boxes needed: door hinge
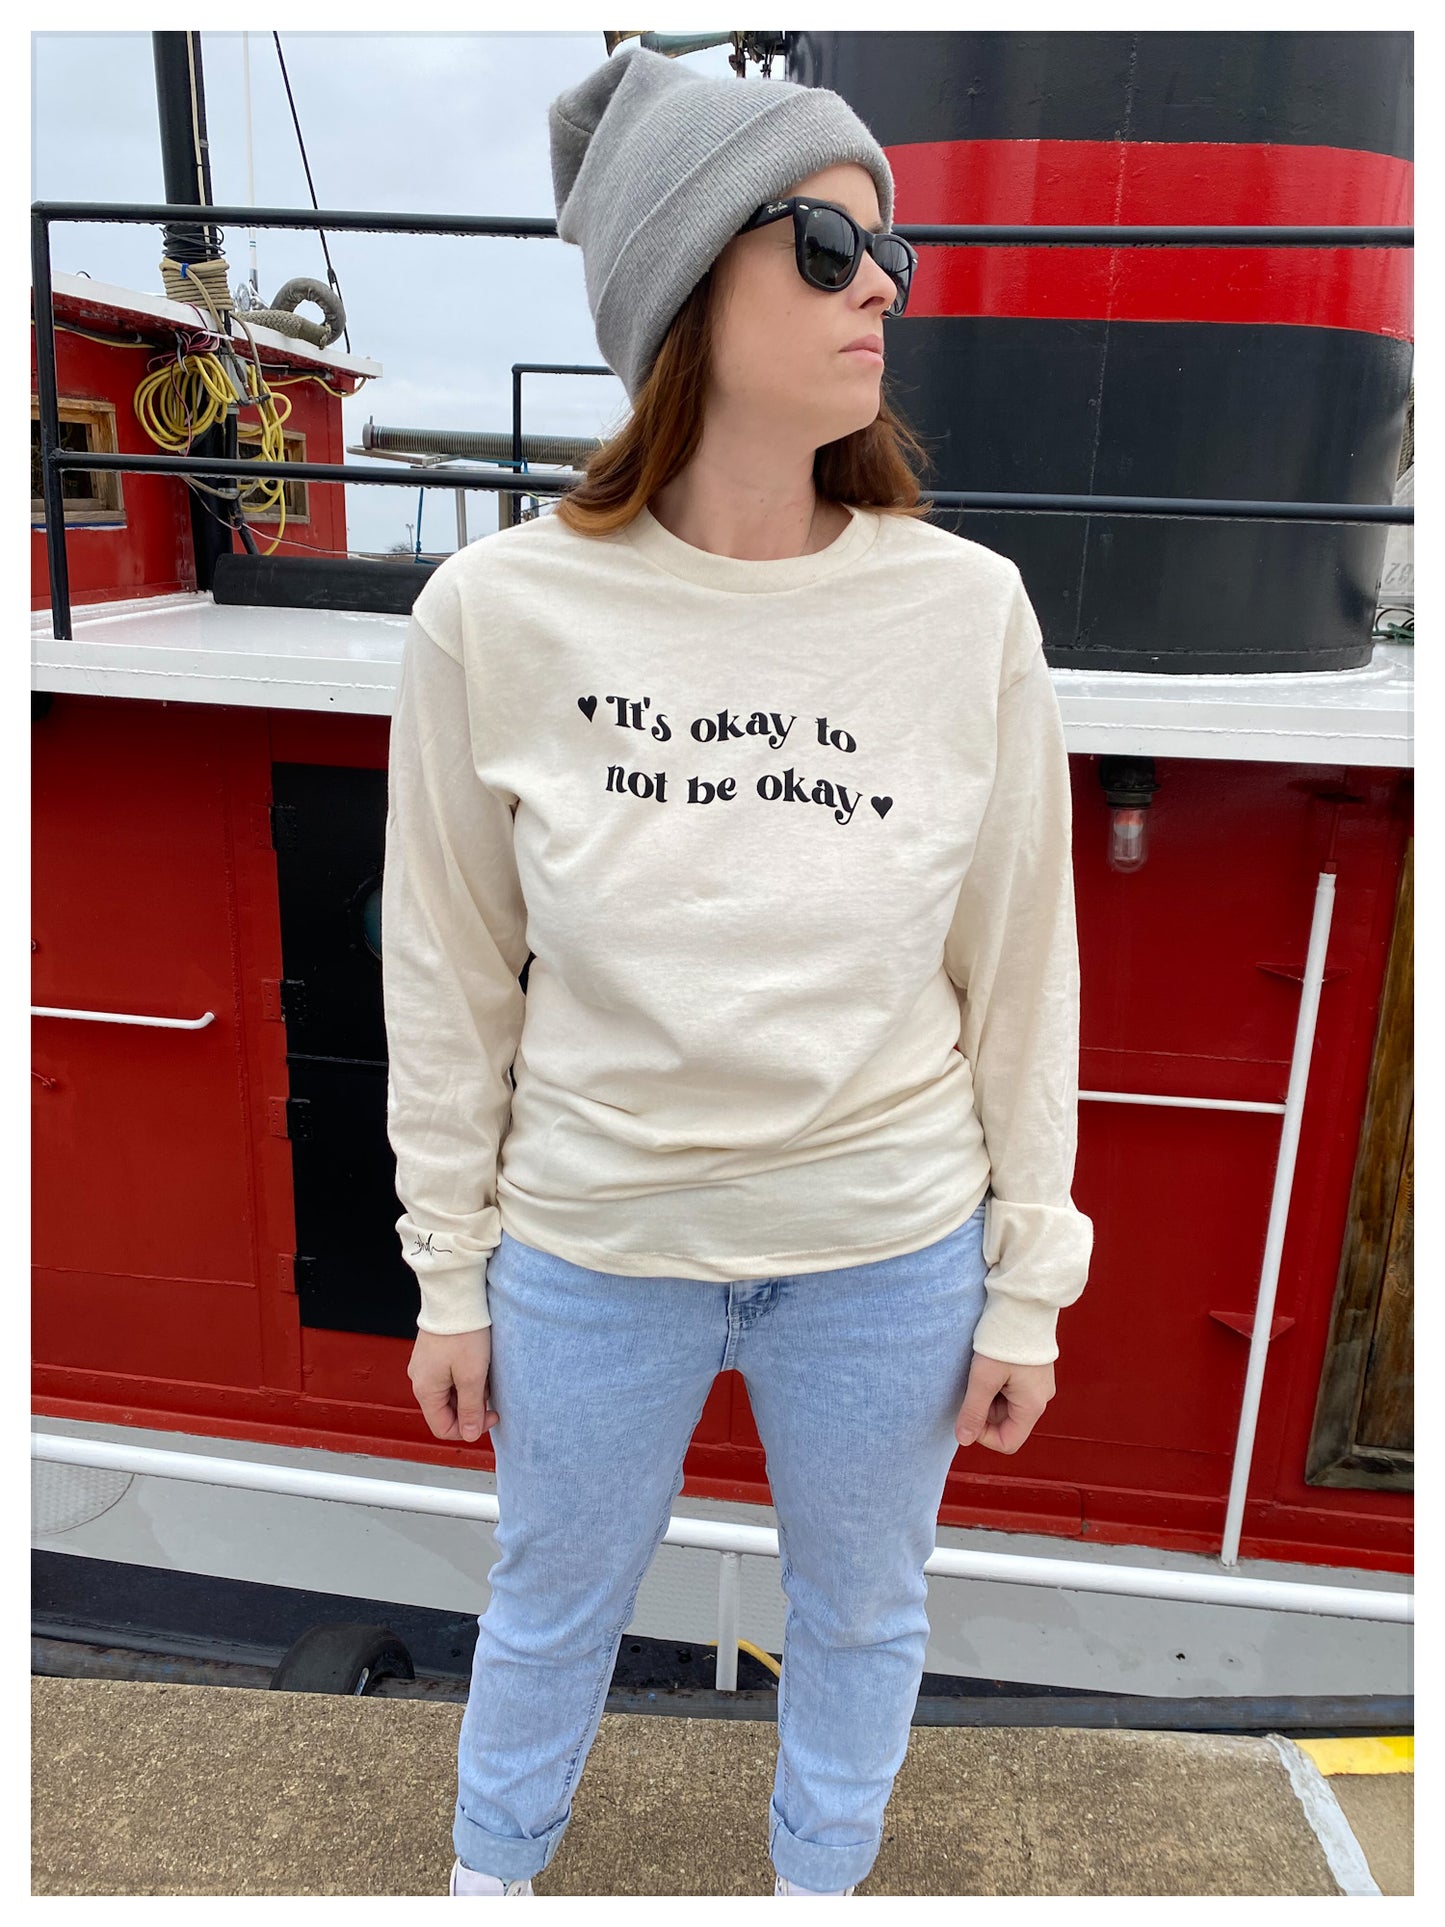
[261,978,307,1024]
[266,1095,312,1140]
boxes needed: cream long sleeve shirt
[381,499,1093,1364]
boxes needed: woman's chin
[821,394,884,443]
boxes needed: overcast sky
[31,30,740,556]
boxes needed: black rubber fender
[261,274,346,345]
[268,1621,416,1696]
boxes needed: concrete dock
[30,1677,1411,1896]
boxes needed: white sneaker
[775,1874,857,1896]
[449,1856,535,1896]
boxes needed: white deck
[32,590,1413,766]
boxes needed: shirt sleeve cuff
[970,1194,1095,1365]
[970,1292,1063,1366]
[415,1265,493,1336]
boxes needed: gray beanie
[548,43,896,399]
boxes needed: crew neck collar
[620,499,880,593]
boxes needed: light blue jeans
[453,1194,990,1893]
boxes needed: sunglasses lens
[874,235,914,314]
[793,206,916,314]
[800,206,859,289]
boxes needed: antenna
[240,30,260,305]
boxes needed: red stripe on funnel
[889,140,1412,338]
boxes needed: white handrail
[1077,869,1337,1565]
[30,1432,1411,1629]
[1082,1091,1286,1113]
[1220,869,1335,1565]
[31,1005,216,1029]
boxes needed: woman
[381,43,1094,1900]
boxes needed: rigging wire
[272,32,351,355]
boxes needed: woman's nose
[860,251,897,306]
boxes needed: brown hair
[553,263,939,538]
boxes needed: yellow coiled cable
[133,347,294,556]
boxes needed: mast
[152,30,238,590]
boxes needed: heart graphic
[577,695,597,721]
[871,795,893,819]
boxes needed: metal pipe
[151,34,235,598]
[25,194,1412,639]
[30,1433,1411,1624]
[504,361,615,526]
[31,1006,216,1029]
[715,1551,742,1692]
[54,450,580,492]
[1082,1091,1286,1112]
[39,451,1414,525]
[363,421,603,466]
[151,35,221,267]
[30,210,72,644]
[1221,870,1337,1565]
[31,202,1414,246]
[639,33,737,56]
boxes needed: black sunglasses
[737,196,918,316]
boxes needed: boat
[33,26,1411,1755]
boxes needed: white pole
[1220,869,1337,1566]
[715,1550,742,1691]
[241,31,260,300]
[31,1431,1409,1624]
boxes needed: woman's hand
[955,1352,1056,1454]
[408,1327,500,1443]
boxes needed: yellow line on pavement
[1296,1736,1413,1775]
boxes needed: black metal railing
[31,199,1414,642]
